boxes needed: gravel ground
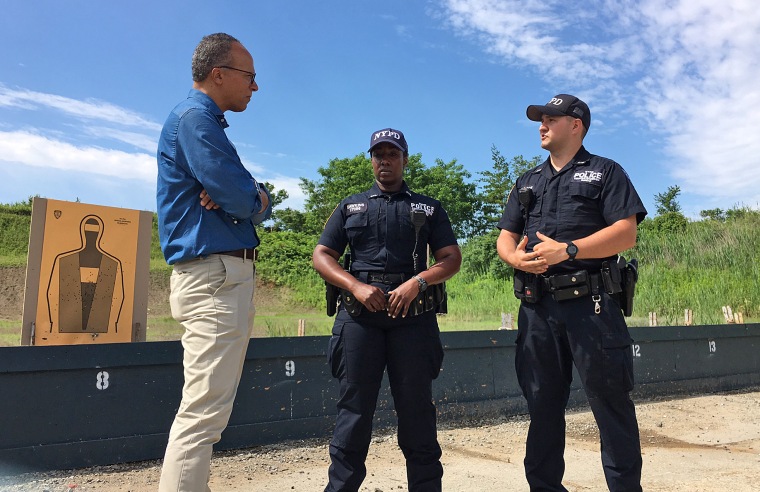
[2,389,759,491]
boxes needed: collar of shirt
[368,181,413,200]
[536,145,593,179]
[187,89,229,129]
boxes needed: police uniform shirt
[497,146,647,275]
[319,182,458,273]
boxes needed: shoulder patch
[323,203,341,229]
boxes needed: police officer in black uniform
[313,128,461,492]
[497,95,647,491]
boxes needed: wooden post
[722,306,734,324]
[684,309,693,326]
[297,319,305,336]
[648,312,657,326]
[499,312,514,330]
[735,312,744,324]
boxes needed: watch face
[416,275,427,291]
[567,243,578,256]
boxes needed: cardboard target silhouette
[21,198,152,345]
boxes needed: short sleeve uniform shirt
[319,182,458,273]
[498,146,647,275]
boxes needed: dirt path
[2,390,759,491]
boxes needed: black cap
[368,128,408,153]
[526,94,591,131]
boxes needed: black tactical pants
[516,292,642,492]
[325,308,444,492]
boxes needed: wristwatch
[566,242,578,261]
[413,274,428,292]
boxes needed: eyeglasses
[371,150,402,161]
[216,66,256,84]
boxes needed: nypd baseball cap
[368,128,408,153]
[526,94,591,131]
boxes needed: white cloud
[0,85,309,214]
[82,126,158,153]
[0,130,155,182]
[239,158,267,177]
[0,129,306,210]
[0,84,161,131]
[635,0,760,199]
[440,1,633,81]
[260,174,306,210]
[439,0,760,204]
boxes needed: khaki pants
[159,254,255,492]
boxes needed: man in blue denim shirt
[156,33,271,492]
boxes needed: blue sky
[1,0,759,220]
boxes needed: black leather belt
[218,248,256,260]
[365,272,409,284]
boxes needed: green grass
[630,215,760,323]
[0,314,514,346]
[254,313,516,338]
[0,320,21,346]
[257,314,334,337]
[147,313,512,341]
[0,256,27,268]
[1,201,758,346]
[144,316,185,341]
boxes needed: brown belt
[218,248,256,260]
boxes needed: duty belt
[342,272,447,317]
[540,271,605,300]
[516,269,620,303]
[514,258,635,316]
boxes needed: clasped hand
[353,280,419,318]
[513,232,568,274]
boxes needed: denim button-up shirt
[157,89,272,264]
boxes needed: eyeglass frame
[215,65,256,84]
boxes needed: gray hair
[191,33,240,82]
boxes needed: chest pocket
[567,181,603,218]
[522,180,546,221]
[344,211,368,245]
[568,181,601,200]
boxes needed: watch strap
[566,242,578,261]
[413,274,428,292]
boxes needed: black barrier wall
[1,324,758,473]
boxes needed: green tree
[652,185,688,234]
[0,196,36,216]
[459,229,513,280]
[279,153,477,239]
[262,181,288,209]
[256,230,319,286]
[474,147,540,236]
[725,206,760,222]
[456,148,541,279]
[271,207,309,232]
[403,156,476,239]
[699,208,725,221]
[298,153,375,235]
[264,182,304,231]
[654,185,682,215]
